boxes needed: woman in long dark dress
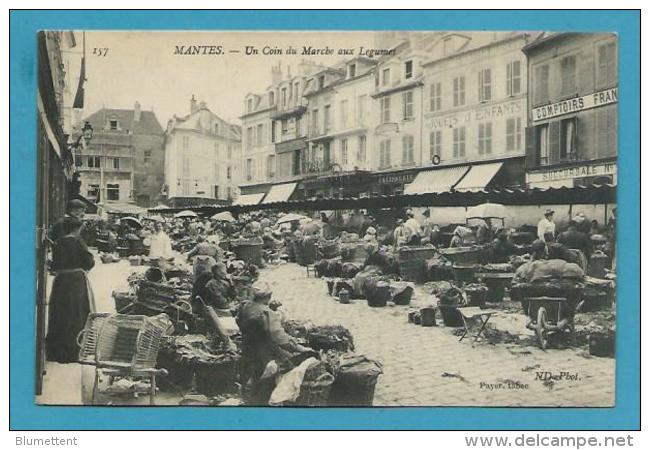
[46,217,96,363]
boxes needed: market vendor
[49,199,87,243]
[491,229,523,263]
[393,219,409,250]
[186,235,220,260]
[191,262,235,313]
[557,220,591,258]
[537,209,556,242]
[236,282,313,405]
[148,222,173,260]
[404,209,422,245]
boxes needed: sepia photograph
[35,29,618,408]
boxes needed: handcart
[510,281,584,349]
[77,313,171,405]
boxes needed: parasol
[146,215,164,222]
[121,216,143,229]
[276,213,310,224]
[174,210,198,219]
[466,203,508,220]
[150,204,170,211]
[211,211,236,222]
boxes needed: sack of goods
[514,259,585,284]
[282,320,355,353]
[315,258,342,278]
[328,354,383,407]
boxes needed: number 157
[92,48,109,57]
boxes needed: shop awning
[103,203,147,215]
[233,193,265,206]
[404,166,469,195]
[262,182,297,204]
[454,162,504,192]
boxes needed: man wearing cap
[49,199,87,243]
[537,209,556,242]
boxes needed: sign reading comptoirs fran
[532,87,618,122]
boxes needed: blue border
[10,10,640,430]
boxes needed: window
[246,158,253,180]
[214,185,220,199]
[256,124,264,146]
[227,146,232,159]
[227,166,232,180]
[560,55,577,96]
[382,68,390,86]
[318,75,325,89]
[113,157,120,170]
[246,127,253,150]
[357,95,367,124]
[269,91,275,106]
[506,60,521,96]
[87,156,100,168]
[213,162,220,180]
[214,142,220,159]
[478,123,492,155]
[294,82,300,103]
[430,82,442,112]
[401,135,414,165]
[560,118,577,160]
[106,183,120,201]
[144,149,151,163]
[311,109,320,134]
[402,90,414,120]
[182,180,190,196]
[182,155,190,176]
[182,135,190,150]
[357,135,366,164]
[109,119,118,130]
[281,87,287,107]
[429,131,442,160]
[596,107,617,158]
[536,124,550,165]
[453,127,466,158]
[214,123,219,135]
[534,64,550,105]
[87,184,99,199]
[226,187,232,200]
[478,68,492,102]
[267,155,275,178]
[405,60,413,79]
[379,139,391,168]
[597,41,617,87]
[348,64,356,78]
[271,121,276,143]
[380,97,391,123]
[453,76,465,107]
[324,105,332,132]
[340,139,348,164]
[247,98,253,113]
[75,154,83,167]
[340,100,349,127]
[506,118,522,151]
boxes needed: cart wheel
[536,307,549,350]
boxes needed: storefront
[526,158,617,189]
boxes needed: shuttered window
[478,68,491,102]
[429,131,442,160]
[560,55,577,96]
[597,41,617,88]
[506,60,521,96]
[453,76,465,107]
[478,123,493,155]
[453,127,466,158]
[534,65,550,105]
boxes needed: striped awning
[233,193,265,206]
[454,162,504,192]
[262,183,297,204]
[404,166,469,195]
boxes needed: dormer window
[348,64,356,78]
[247,98,253,113]
[318,75,325,89]
[382,68,390,87]
[109,119,118,130]
[269,91,275,106]
[405,60,413,79]
[443,37,454,56]
[214,123,219,135]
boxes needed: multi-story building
[78,102,165,208]
[523,33,618,188]
[164,97,242,207]
[377,32,534,196]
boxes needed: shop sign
[527,161,616,184]
[377,172,416,185]
[426,100,524,130]
[532,87,618,122]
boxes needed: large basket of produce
[307,325,355,352]
[294,372,335,407]
[390,281,414,306]
[317,240,341,259]
[365,278,392,307]
[157,335,241,395]
[438,246,486,265]
[397,246,438,282]
[510,281,584,321]
[328,354,383,406]
[437,286,466,327]
[231,238,263,266]
[463,283,488,307]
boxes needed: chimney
[134,101,141,122]
[271,63,283,85]
[190,95,198,114]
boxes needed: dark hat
[68,199,86,211]
[544,208,555,216]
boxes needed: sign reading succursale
[532,87,617,122]
[527,161,617,184]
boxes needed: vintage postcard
[35,29,617,408]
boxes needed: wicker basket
[232,242,263,266]
[397,246,438,282]
[328,355,382,406]
[439,246,486,265]
[78,313,112,364]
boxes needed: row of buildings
[73,31,617,210]
[238,31,618,205]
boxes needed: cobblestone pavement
[38,257,615,407]
[259,263,615,407]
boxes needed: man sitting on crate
[236,282,314,405]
